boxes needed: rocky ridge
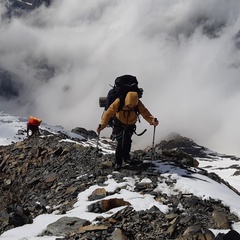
[0,130,240,239]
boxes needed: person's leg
[123,126,134,163]
[113,122,125,169]
[115,129,124,167]
[36,126,40,136]
[32,125,37,137]
[27,123,30,137]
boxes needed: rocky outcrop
[0,133,240,239]
[71,127,98,139]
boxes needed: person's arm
[96,98,120,133]
[138,101,159,126]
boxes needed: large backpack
[99,75,143,127]
[28,116,42,126]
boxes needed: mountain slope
[0,112,240,239]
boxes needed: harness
[115,107,147,137]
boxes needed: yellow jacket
[100,92,154,129]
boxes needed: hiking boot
[114,163,122,171]
[124,159,132,164]
[125,158,143,166]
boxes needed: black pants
[114,120,135,165]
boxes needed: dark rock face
[3,0,52,19]
[71,127,98,139]
[0,69,22,99]
[8,0,51,11]
[0,133,239,239]
[0,62,55,102]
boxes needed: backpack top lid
[114,75,142,99]
[114,75,138,88]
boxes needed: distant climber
[27,116,42,137]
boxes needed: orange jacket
[100,92,154,129]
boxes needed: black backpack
[99,75,143,127]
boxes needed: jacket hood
[125,92,139,107]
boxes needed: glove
[96,124,102,134]
[152,118,159,126]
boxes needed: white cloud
[1,0,240,155]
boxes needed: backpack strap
[117,94,127,112]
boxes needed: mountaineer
[27,116,42,137]
[97,91,158,170]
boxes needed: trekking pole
[151,118,157,169]
[96,124,101,153]
[93,125,102,169]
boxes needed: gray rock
[46,217,90,236]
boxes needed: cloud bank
[1,0,240,155]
